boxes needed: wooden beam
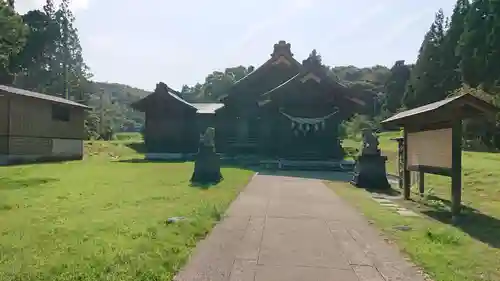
[419,171,425,197]
[403,129,411,200]
[451,120,463,221]
[407,165,452,177]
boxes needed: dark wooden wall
[143,103,198,154]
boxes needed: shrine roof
[259,56,369,107]
[381,93,499,127]
[218,40,302,101]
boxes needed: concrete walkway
[175,173,428,281]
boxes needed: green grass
[330,132,500,281]
[0,141,254,281]
[113,132,143,142]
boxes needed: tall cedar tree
[55,0,91,99]
[484,0,500,90]
[404,9,446,108]
[459,0,490,88]
[441,0,470,95]
[383,60,410,113]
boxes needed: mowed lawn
[334,132,500,281]
[0,141,254,281]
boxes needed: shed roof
[192,103,224,114]
[131,82,197,112]
[381,93,499,127]
[0,84,90,109]
[131,82,225,114]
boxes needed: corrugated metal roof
[192,103,224,114]
[0,84,90,109]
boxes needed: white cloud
[15,0,90,14]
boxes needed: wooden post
[398,139,404,189]
[1,95,11,156]
[403,129,411,200]
[451,120,463,221]
[419,171,425,197]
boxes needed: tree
[458,0,490,88]
[308,49,322,64]
[404,9,446,108]
[383,60,410,113]
[50,0,91,100]
[11,9,59,91]
[484,0,500,90]
[179,66,254,102]
[43,0,56,16]
[440,0,470,94]
[0,1,27,84]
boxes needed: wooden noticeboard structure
[381,94,498,219]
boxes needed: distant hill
[88,82,151,132]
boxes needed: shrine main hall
[132,41,372,161]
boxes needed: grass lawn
[0,141,254,281]
[333,132,500,281]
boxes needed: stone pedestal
[351,154,391,190]
[190,145,223,184]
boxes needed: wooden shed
[131,82,224,160]
[0,85,90,165]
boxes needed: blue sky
[17,0,456,91]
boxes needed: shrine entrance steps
[260,159,355,172]
[219,154,355,172]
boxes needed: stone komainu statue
[351,128,390,190]
[361,128,380,155]
[201,127,215,148]
[191,127,223,184]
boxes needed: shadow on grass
[0,178,59,190]
[189,182,220,189]
[420,195,500,249]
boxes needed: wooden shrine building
[131,83,223,158]
[132,41,371,160]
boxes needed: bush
[341,114,378,141]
